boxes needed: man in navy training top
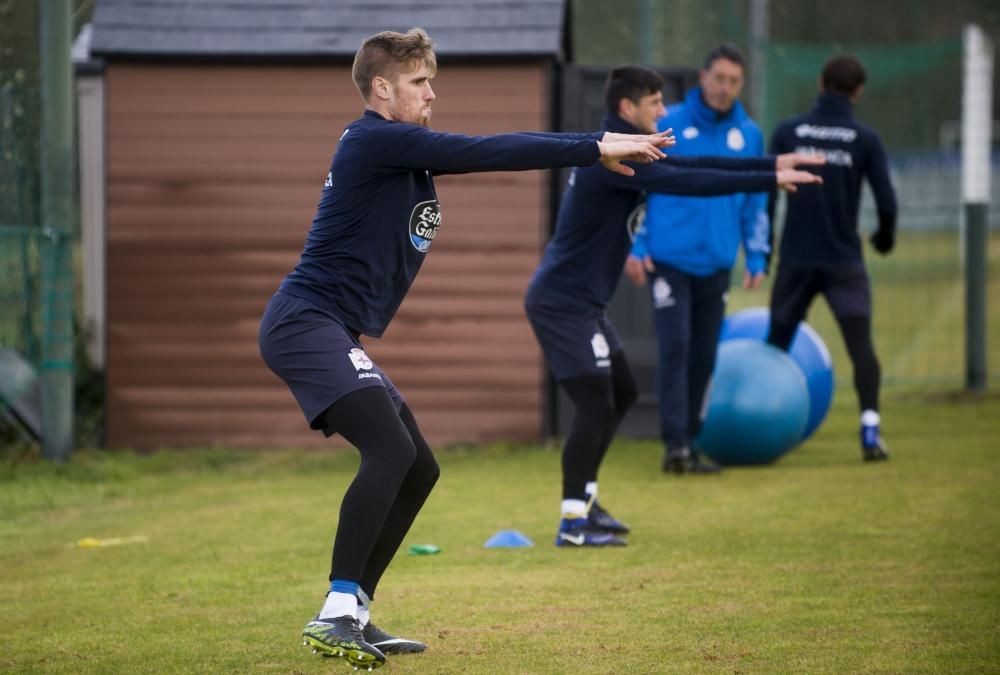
[524,64,824,548]
[625,44,769,476]
[766,55,897,462]
[258,28,674,670]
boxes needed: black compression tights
[770,314,880,413]
[836,314,881,412]
[559,351,639,502]
[320,387,440,600]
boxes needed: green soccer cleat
[302,616,386,670]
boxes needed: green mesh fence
[2,2,80,455]
[754,38,998,388]
[759,39,964,150]
[1,2,44,368]
[0,227,43,365]
[572,1,997,389]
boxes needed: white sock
[561,499,587,519]
[861,410,880,427]
[357,603,370,627]
[584,482,598,500]
[319,591,358,621]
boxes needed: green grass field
[2,390,999,673]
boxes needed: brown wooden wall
[105,62,551,449]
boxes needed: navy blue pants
[648,263,730,449]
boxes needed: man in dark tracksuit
[767,55,897,462]
[258,29,671,669]
[525,65,824,548]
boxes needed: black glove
[870,227,894,255]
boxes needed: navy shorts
[258,292,403,435]
[525,301,623,381]
[770,263,872,326]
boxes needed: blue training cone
[484,530,534,548]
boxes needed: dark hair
[821,55,866,96]
[604,65,664,115]
[703,43,745,70]
[352,28,437,100]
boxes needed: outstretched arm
[598,156,822,196]
[381,124,665,175]
[664,151,826,173]
[516,130,675,149]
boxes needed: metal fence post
[39,0,75,460]
[961,25,993,392]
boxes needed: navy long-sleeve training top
[277,110,603,337]
[525,113,777,311]
[769,92,897,266]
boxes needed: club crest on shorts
[348,347,373,371]
[591,332,611,367]
[409,200,442,252]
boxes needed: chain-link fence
[1,2,44,368]
[573,0,999,389]
[1,1,92,451]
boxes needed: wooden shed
[87,0,569,449]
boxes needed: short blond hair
[352,28,438,101]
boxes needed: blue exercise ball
[696,339,809,466]
[720,307,834,442]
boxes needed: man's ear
[372,76,392,101]
[618,97,635,120]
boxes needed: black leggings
[319,387,440,600]
[559,351,639,502]
[769,314,880,412]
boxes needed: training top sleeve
[373,124,600,174]
[864,131,898,222]
[516,131,605,142]
[598,158,775,196]
[663,154,775,172]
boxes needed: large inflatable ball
[696,339,809,466]
[719,307,834,442]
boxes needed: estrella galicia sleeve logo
[626,201,646,242]
[408,200,442,253]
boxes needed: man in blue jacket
[625,45,768,475]
[526,64,823,549]
[766,55,897,462]
[259,28,672,670]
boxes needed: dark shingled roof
[89,0,567,59]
